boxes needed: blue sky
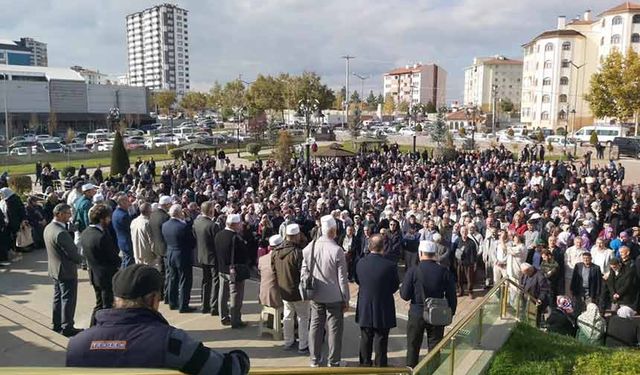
[0,0,624,103]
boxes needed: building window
[543,78,551,86]
[544,60,552,69]
[560,77,569,85]
[632,33,640,43]
[634,14,640,24]
[558,110,567,120]
[611,34,621,44]
[602,18,606,27]
[612,16,623,25]
[541,111,549,120]
[562,59,570,68]
[542,95,550,103]
[559,94,568,103]
[545,43,553,51]
[562,42,571,50]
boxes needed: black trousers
[158,255,168,302]
[201,265,219,313]
[52,278,78,332]
[359,327,390,367]
[167,251,193,311]
[404,251,419,269]
[406,313,445,368]
[90,283,114,327]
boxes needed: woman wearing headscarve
[546,295,577,337]
[576,302,605,345]
[604,305,640,348]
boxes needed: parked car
[399,128,416,136]
[546,135,576,148]
[613,137,640,159]
[40,141,65,153]
[140,123,162,132]
[96,141,114,152]
[67,143,90,152]
[94,128,110,134]
[144,136,174,149]
[10,146,34,156]
[86,132,109,147]
[124,128,145,137]
[35,134,53,142]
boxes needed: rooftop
[523,29,584,46]
[479,56,523,65]
[0,65,84,81]
[599,1,640,16]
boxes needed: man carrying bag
[400,240,457,368]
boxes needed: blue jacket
[112,207,133,254]
[400,259,457,318]
[162,218,195,256]
[66,308,249,374]
[355,253,399,329]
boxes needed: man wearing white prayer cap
[149,195,173,304]
[301,214,350,367]
[214,212,249,328]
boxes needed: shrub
[62,166,76,178]
[110,130,130,176]
[458,127,466,137]
[590,130,599,145]
[547,141,554,152]
[9,175,32,196]
[507,128,515,137]
[415,123,423,132]
[556,127,566,136]
[246,142,261,156]
[536,131,545,143]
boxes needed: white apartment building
[463,55,522,113]
[70,65,108,85]
[126,3,190,95]
[383,63,447,108]
[520,3,640,130]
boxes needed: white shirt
[130,215,155,264]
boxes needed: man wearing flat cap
[66,265,250,374]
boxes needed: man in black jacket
[600,257,638,312]
[519,263,550,327]
[149,196,171,302]
[570,252,602,310]
[401,241,457,367]
[80,204,121,326]
[456,227,478,298]
[214,214,250,328]
[384,220,402,263]
[193,201,220,315]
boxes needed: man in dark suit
[193,201,220,315]
[401,240,457,367]
[570,252,602,310]
[149,196,171,302]
[80,204,121,326]
[112,194,134,268]
[355,234,399,367]
[44,203,83,337]
[214,214,250,328]
[162,204,196,313]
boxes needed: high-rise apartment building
[0,37,47,66]
[126,3,190,95]
[463,55,522,113]
[383,63,447,108]
[520,3,640,130]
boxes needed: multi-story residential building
[383,63,447,108]
[126,3,190,95]
[520,3,640,130]
[17,37,48,66]
[463,55,522,113]
[70,66,109,85]
[0,37,47,66]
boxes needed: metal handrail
[412,277,539,373]
[250,367,412,374]
[0,367,412,375]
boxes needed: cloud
[0,0,615,102]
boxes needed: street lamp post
[465,106,478,150]
[568,61,585,157]
[2,73,9,143]
[571,109,577,156]
[233,106,246,158]
[298,98,320,179]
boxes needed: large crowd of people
[1,141,640,373]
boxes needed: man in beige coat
[258,235,283,309]
[131,203,156,266]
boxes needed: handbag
[16,221,34,249]
[298,240,317,301]
[416,266,453,326]
[229,235,251,283]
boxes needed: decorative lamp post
[233,106,246,157]
[298,98,320,179]
[465,107,478,150]
[108,107,120,132]
[571,109,577,155]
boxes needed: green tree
[425,101,437,113]
[397,100,410,114]
[431,110,449,145]
[376,93,384,106]
[350,90,360,104]
[500,98,514,114]
[245,74,285,114]
[274,130,293,169]
[208,81,224,110]
[589,130,599,145]
[221,79,247,114]
[556,127,566,136]
[366,91,377,111]
[349,106,361,139]
[152,91,177,115]
[246,142,261,156]
[180,92,208,116]
[110,131,130,176]
[289,72,335,110]
[383,94,396,115]
[458,127,466,137]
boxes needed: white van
[573,125,624,145]
[173,127,196,139]
[85,132,109,147]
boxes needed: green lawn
[488,323,640,375]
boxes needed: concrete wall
[86,85,147,114]
[49,80,88,113]
[0,81,50,113]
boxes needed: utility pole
[491,84,498,136]
[342,55,355,129]
[353,73,369,104]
